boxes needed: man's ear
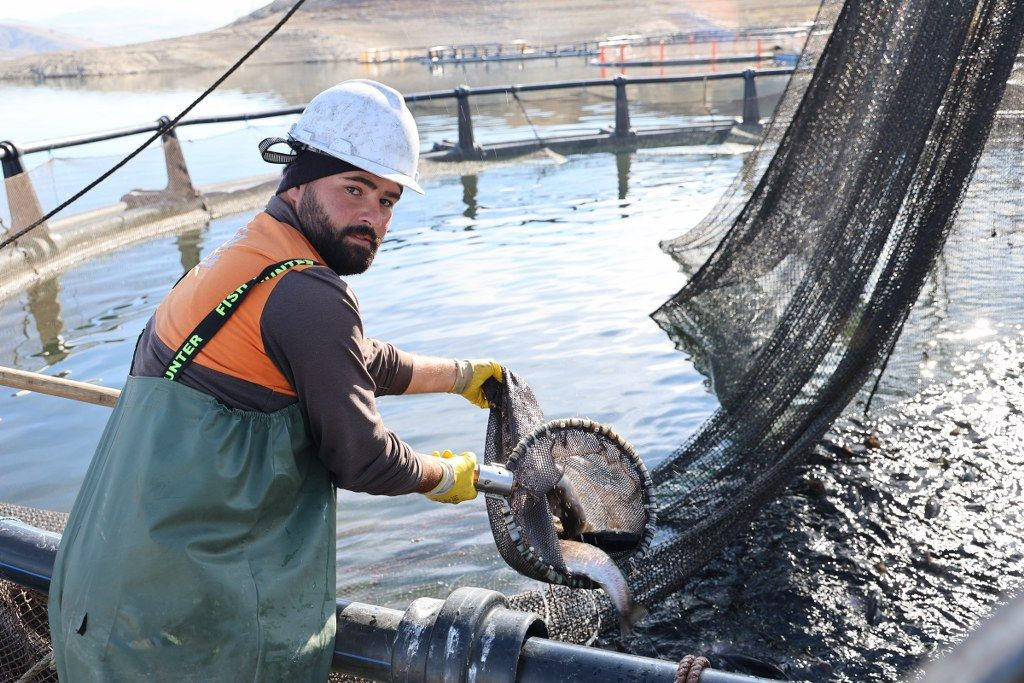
[281,184,302,210]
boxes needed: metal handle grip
[475,463,515,496]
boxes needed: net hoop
[496,417,658,588]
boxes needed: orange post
[599,46,606,63]
[711,40,717,65]
[659,40,665,62]
[619,44,626,64]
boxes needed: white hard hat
[287,79,423,194]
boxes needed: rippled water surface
[0,145,744,601]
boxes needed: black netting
[484,372,550,580]
[508,0,1024,642]
[0,504,65,683]
[483,371,655,589]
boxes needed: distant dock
[359,24,811,66]
[591,53,776,68]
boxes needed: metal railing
[0,68,794,233]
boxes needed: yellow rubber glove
[452,359,503,409]
[425,450,478,504]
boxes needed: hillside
[0,0,822,81]
[0,23,102,61]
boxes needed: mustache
[338,225,379,247]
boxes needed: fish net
[3,0,1024,675]
[504,0,1024,641]
[0,503,62,683]
[482,372,656,589]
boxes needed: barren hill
[0,0,821,81]
[0,24,102,61]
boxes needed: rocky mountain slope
[0,24,102,61]
[0,0,820,80]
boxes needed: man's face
[294,170,403,275]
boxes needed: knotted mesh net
[0,503,62,683]
[505,0,1024,642]
[4,0,1024,674]
[483,371,655,588]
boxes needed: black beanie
[276,148,361,195]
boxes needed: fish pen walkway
[0,68,786,301]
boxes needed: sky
[1,0,271,45]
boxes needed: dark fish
[558,539,647,634]
[548,471,590,538]
[577,530,642,554]
[713,652,789,679]
[546,442,644,547]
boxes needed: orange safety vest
[154,212,321,395]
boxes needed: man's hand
[424,450,478,504]
[452,360,503,408]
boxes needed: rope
[510,89,566,163]
[15,650,54,683]
[674,654,711,683]
[511,89,546,148]
[0,0,308,252]
[862,324,903,416]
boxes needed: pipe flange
[391,596,444,682]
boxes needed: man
[48,79,499,680]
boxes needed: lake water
[0,56,760,603]
[1,57,1022,680]
[0,56,790,222]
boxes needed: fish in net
[479,371,656,629]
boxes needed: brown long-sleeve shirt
[131,197,423,495]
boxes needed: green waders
[49,259,336,681]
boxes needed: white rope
[15,650,55,683]
[538,581,552,625]
[582,589,602,646]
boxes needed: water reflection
[460,174,478,220]
[176,227,204,275]
[615,151,631,200]
[25,278,67,365]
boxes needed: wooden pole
[0,366,120,408]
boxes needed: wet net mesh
[503,0,1024,641]
[0,503,62,682]
[482,372,655,589]
[3,0,1024,673]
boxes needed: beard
[296,187,380,275]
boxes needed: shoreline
[0,1,822,82]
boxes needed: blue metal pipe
[0,517,60,592]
